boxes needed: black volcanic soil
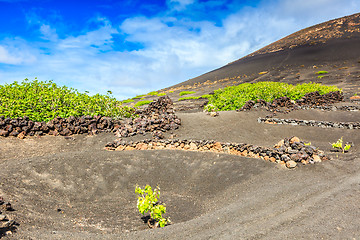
[1,107,360,239]
[1,13,360,240]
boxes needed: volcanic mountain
[172,12,360,88]
[123,12,360,111]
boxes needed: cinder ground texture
[1,13,360,240]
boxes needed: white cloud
[40,24,58,41]
[0,0,359,100]
[0,38,37,64]
[0,46,23,64]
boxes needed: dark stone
[32,122,42,131]
[9,130,19,137]
[5,124,13,132]
[54,124,63,131]
[281,154,291,162]
[0,129,9,137]
[60,128,72,136]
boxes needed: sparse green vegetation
[148,91,159,96]
[144,91,166,97]
[121,99,134,104]
[205,82,341,111]
[134,100,153,107]
[200,94,212,99]
[0,78,135,122]
[178,94,212,101]
[132,94,146,99]
[135,185,170,228]
[178,96,200,101]
[316,71,328,75]
[179,91,196,96]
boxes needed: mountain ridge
[168,12,360,89]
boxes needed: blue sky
[0,0,359,100]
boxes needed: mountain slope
[169,13,360,89]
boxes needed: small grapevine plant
[135,185,170,228]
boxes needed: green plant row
[132,92,166,99]
[178,95,212,101]
[121,99,134,104]
[179,91,196,96]
[147,91,166,97]
[132,94,146,99]
[0,78,135,122]
[178,96,200,101]
[205,81,341,111]
[134,100,153,107]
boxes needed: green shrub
[0,78,135,122]
[205,81,340,111]
[178,96,200,101]
[179,91,196,96]
[134,100,153,107]
[157,92,166,96]
[316,71,328,74]
[135,185,170,228]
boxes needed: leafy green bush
[179,91,196,96]
[178,96,200,101]
[134,100,153,107]
[316,71,328,74]
[135,185,170,228]
[157,92,166,96]
[205,82,340,111]
[0,78,135,122]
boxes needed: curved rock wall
[105,136,329,169]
